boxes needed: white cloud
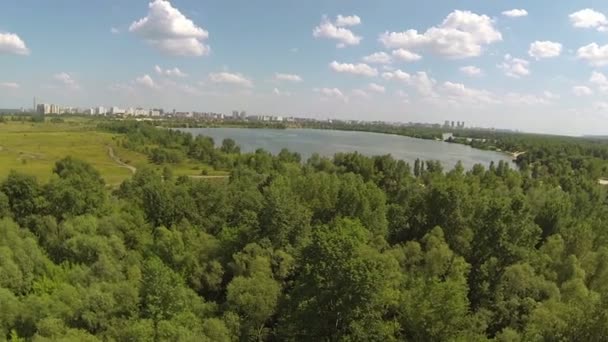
[135,74,157,89]
[0,32,30,55]
[314,87,348,102]
[460,65,483,76]
[368,83,385,93]
[410,72,437,97]
[53,72,79,89]
[589,71,608,93]
[0,82,19,89]
[378,10,501,58]
[528,41,562,60]
[209,72,253,87]
[504,92,552,105]
[498,54,530,78]
[392,49,422,62]
[313,16,362,47]
[502,9,528,18]
[593,101,608,111]
[352,89,370,98]
[129,0,210,56]
[335,15,361,27]
[154,65,187,77]
[111,27,120,34]
[381,69,411,82]
[441,81,497,104]
[362,52,392,64]
[543,91,560,100]
[569,9,608,31]
[273,88,291,96]
[577,43,608,66]
[274,73,302,82]
[572,86,593,96]
[329,61,378,77]
[108,83,135,93]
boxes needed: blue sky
[2,0,608,135]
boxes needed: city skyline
[2,1,608,135]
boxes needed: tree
[1,171,46,220]
[279,218,400,341]
[44,157,106,219]
[221,138,240,154]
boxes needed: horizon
[2,1,608,136]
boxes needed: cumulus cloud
[135,74,157,89]
[0,82,19,89]
[392,49,422,62]
[528,41,562,60]
[441,81,497,104]
[410,72,437,97]
[383,70,436,97]
[0,32,30,55]
[154,65,188,77]
[498,54,530,78]
[504,92,553,105]
[368,83,385,93]
[381,69,411,82]
[335,15,361,27]
[577,43,608,66]
[378,10,502,58]
[129,0,210,56]
[572,86,593,96]
[589,71,608,93]
[273,88,291,96]
[460,65,483,76]
[209,72,253,87]
[362,52,392,64]
[274,73,302,82]
[313,15,362,47]
[53,72,79,89]
[314,87,348,102]
[329,61,378,77]
[569,9,608,31]
[502,9,528,18]
[352,89,370,98]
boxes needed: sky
[2,1,608,135]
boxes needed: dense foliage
[2,121,608,341]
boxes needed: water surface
[179,128,514,169]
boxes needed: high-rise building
[451,121,455,128]
[232,110,240,119]
[37,104,51,115]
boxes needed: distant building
[37,104,51,115]
[95,106,107,115]
[109,107,125,115]
[134,108,148,116]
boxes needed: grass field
[0,119,228,185]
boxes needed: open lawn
[0,119,228,185]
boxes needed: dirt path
[107,146,136,174]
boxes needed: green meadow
[0,118,227,185]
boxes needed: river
[178,128,515,170]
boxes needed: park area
[0,118,227,186]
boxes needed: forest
[1,120,608,341]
